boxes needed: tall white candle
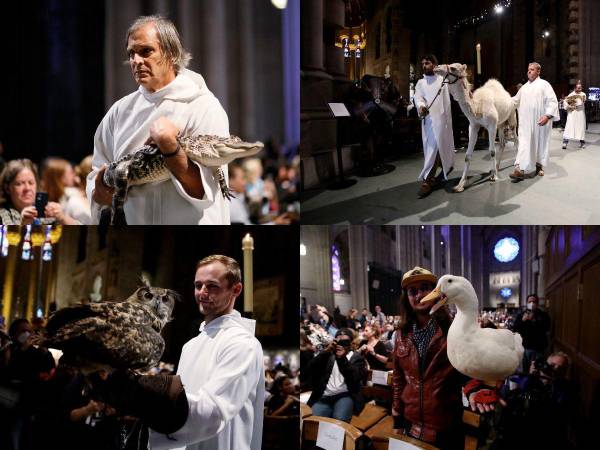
[242,233,254,313]
[476,43,481,75]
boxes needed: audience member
[306,328,366,422]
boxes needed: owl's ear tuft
[168,289,183,303]
[139,274,151,288]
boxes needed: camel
[433,63,518,192]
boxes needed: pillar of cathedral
[301,0,337,183]
[520,225,534,305]
[348,226,370,311]
[568,0,580,86]
[430,226,441,277]
[447,226,463,276]
[324,0,345,78]
[300,226,334,310]
[537,226,550,302]
[395,226,420,272]
[1,246,18,323]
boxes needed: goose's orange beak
[420,287,448,315]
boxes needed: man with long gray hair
[86,15,230,224]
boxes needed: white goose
[420,275,524,381]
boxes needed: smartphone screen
[35,192,49,218]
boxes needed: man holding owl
[44,255,264,450]
[148,254,264,450]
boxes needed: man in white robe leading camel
[510,62,559,180]
[413,54,455,198]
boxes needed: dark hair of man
[421,54,438,66]
[8,318,29,340]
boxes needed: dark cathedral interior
[0,224,300,449]
[301,0,600,225]
[300,225,600,450]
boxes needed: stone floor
[301,124,600,224]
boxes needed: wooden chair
[302,416,363,450]
[462,409,481,450]
[370,431,439,450]
[263,414,300,450]
[301,403,312,419]
[364,415,394,439]
[350,403,388,432]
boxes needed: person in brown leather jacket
[392,267,495,450]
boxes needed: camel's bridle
[419,64,465,120]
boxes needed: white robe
[563,91,586,141]
[512,77,559,172]
[61,187,92,224]
[149,310,265,450]
[413,74,455,180]
[86,69,230,224]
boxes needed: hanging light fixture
[0,226,7,257]
[21,225,33,261]
[42,225,53,262]
[6,226,22,246]
[271,0,287,9]
[50,224,63,244]
[31,226,46,247]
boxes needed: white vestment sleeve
[543,83,559,120]
[512,87,522,108]
[414,81,426,110]
[86,107,117,224]
[149,337,261,450]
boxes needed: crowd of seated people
[228,150,299,225]
[299,297,582,450]
[0,138,298,226]
[0,159,89,225]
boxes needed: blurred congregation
[0,226,300,449]
[299,225,600,450]
[0,0,300,225]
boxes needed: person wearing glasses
[392,267,495,450]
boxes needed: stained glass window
[493,237,519,262]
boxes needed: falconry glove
[94,370,189,435]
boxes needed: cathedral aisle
[301,124,600,225]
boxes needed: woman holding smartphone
[0,159,79,225]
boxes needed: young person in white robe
[562,83,587,149]
[149,255,264,450]
[86,15,230,224]
[510,62,559,180]
[413,55,454,198]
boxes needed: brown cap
[401,266,437,288]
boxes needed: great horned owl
[43,278,179,373]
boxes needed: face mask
[17,331,30,344]
[526,303,534,311]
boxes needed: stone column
[348,226,370,311]
[568,0,580,86]
[301,0,335,174]
[395,226,420,272]
[537,226,550,302]
[300,226,334,309]
[448,226,462,276]
[301,0,325,72]
[323,0,345,78]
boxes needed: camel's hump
[482,79,507,92]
